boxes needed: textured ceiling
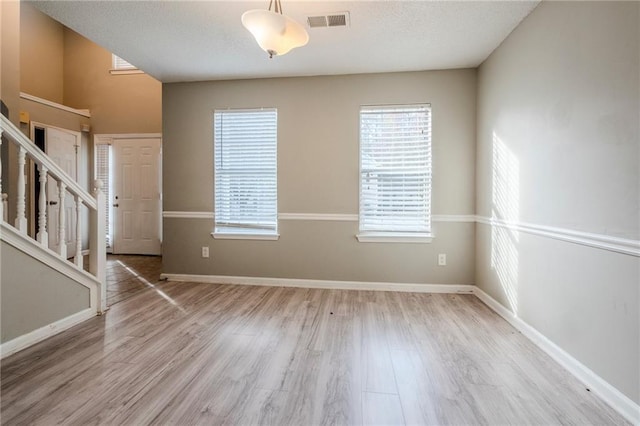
[32,1,540,83]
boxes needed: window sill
[356,232,433,243]
[109,69,144,75]
[211,232,279,241]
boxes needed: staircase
[0,114,106,357]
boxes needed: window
[358,104,432,242]
[94,143,113,248]
[214,108,278,239]
[110,54,143,75]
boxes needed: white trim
[159,211,638,256]
[109,69,145,75]
[160,273,474,294]
[211,232,280,241]
[1,222,100,312]
[0,308,95,359]
[279,213,358,221]
[94,133,162,142]
[280,214,477,223]
[20,92,91,118]
[163,211,214,219]
[473,287,640,426]
[476,215,640,257]
[161,212,475,223]
[30,121,83,143]
[356,232,433,243]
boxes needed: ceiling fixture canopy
[241,0,309,58]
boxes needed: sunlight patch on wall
[491,132,520,314]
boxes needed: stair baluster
[58,181,67,258]
[15,147,27,233]
[1,194,7,223]
[37,165,49,245]
[74,195,83,268]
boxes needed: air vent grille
[307,16,328,28]
[327,14,347,27]
[307,12,350,28]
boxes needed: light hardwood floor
[1,255,627,425]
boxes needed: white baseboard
[0,308,96,360]
[473,287,640,425]
[160,273,475,294]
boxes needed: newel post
[90,179,107,314]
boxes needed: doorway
[31,122,81,258]
[94,134,162,255]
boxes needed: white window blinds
[359,104,432,235]
[95,144,112,247]
[112,54,137,70]
[214,109,278,235]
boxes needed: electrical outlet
[438,253,447,266]
[202,246,209,258]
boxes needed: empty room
[0,0,638,425]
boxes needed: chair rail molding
[476,215,640,257]
[162,212,477,222]
[161,210,638,256]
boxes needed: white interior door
[112,138,162,255]
[45,126,80,258]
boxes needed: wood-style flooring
[1,255,627,425]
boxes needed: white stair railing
[0,115,106,313]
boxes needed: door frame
[93,133,162,254]
[29,122,82,240]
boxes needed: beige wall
[476,1,639,404]
[63,28,162,134]
[0,241,90,343]
[19,98,90,135]
[20,2,64,104]
[1,0,21,225]
[163,70,477,284]
[17,8,161,136]
[1,0,20,124]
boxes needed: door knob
[113,203,119,207]
[48,201,58,205]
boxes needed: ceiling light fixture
[241,0,309,58]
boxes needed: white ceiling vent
[307,12,350,29]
